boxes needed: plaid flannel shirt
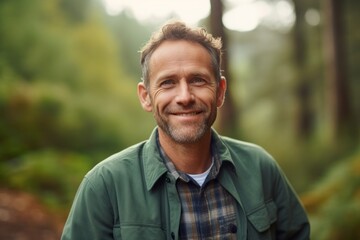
[159,144,238,240]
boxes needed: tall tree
[322,0,354,141]
[209,0,239,137]
[292,0,314,139]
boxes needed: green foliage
[105,12,157,80]
[302,150,360,239]
[1,150,92,210]
[59,0,91,23]
[0,0,155,211]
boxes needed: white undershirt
[187,159,214,187]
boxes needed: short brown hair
[140,20,223,87]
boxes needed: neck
[158,129,212,174]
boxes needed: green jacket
[61,128,310,239]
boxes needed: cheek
[198,88,218,105]
[151,90,172,110]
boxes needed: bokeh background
[0,0,359,239]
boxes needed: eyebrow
[154,72,177,83]
[191,72,210,78]
[152,67,213,83]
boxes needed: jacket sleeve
[270,160,310,240]
[61,174,116,240]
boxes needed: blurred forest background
[0,0,359,239]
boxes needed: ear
[216,76,227,108]
[137,82,152,112]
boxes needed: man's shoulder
[220,136,263,150]
[86,141,147,178]
[218,135,277,168]
[218,136,283,188]
[220,136,270,157]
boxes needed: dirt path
[0,188,64,240]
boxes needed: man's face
[138,40,226,144]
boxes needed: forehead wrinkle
[148,40,214,83]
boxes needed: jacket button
[228,223,237,233]
[166,177,171,183]
[171,232,175,239]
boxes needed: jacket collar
[210,128,235,167]
[143,127,236,191]
[142,128,168,191]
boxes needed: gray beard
[156,112,216,144]
[162,122,208,144]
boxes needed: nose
[175,81,194,105]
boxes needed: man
[61,20,310,239]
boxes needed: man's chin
[167,126,208,144]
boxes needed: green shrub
[3,150,92,210]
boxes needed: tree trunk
[322,0,353,141]
[209,0,239,137]
[292,0,314,139]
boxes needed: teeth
[177,112,198,116]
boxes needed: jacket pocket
[247,200,277,238]
[113,224,166,240]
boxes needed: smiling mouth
[173,111,202,116]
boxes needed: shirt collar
[142,127,236,191]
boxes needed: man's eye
[191,77,206,86]
[160,79,175,88]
